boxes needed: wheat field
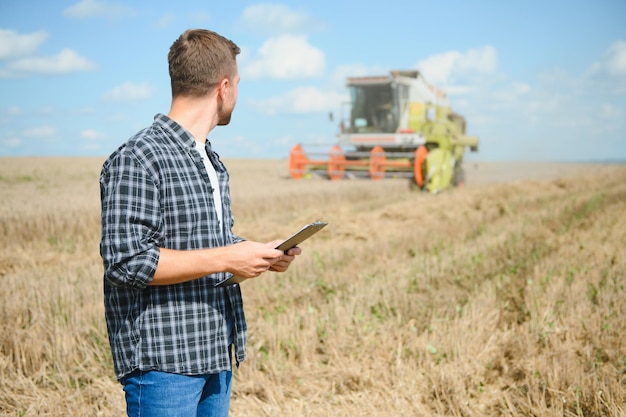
[0,157,624,416]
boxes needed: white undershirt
[195,141,223,228]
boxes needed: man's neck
[168,95,219,142]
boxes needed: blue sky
[1,1,625,161]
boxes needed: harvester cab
[288,70,479,192]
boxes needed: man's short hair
[168,29,240,98]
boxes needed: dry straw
[1,157,625,416]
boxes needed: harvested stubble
[1,157,624,416]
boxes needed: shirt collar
[153,113,196,149]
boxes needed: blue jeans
[122,369,232,417]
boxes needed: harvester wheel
[369,146,386,180]
[288,144,307,179]
[328,144,345,180]
[413,145,428,187]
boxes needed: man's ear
[218,77,229,100]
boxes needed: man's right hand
[221,240,284,278]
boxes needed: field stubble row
[0,157,624,416]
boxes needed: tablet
[214,221,328,287]
[275,221,328,253]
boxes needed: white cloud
[417,45,498,87]
[8,48,97,75]
[586,40,626,94]
[76,106,96,114]
[80,129,107,140]
[242,35,325,80]
[444,85,476,96]
[0,29,94,78]
[36,106,60,116]
[239,4,324,34]
[593,40,626,77]
[492,82,531,102]
[0,29,48,60]
[600,104,623,120]
[2,136,22,148]
[103,82,154,102]
[417,51,459,86]
[248,86,347,115]
[154,13,177,29]
[6,106,22,115]
[442,39,626,161]
[24,125,57,137]
[536,68,580,93]
[63,0,135,21]
[455,46,498,76]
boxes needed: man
[99,29,301,417]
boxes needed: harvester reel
[413,145,428,188]
[288,143,430,187]
[328,145,346,180]
[288,144,307,180]
[369,146,386,180]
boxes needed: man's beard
[217,102,234,126]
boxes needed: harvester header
[288,70,479,192]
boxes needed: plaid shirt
[99,113,247,380]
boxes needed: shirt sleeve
[100,151,161,289]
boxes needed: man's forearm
[150,241,286,286]
[151,247,226,286]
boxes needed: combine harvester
[288,70,479,192]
